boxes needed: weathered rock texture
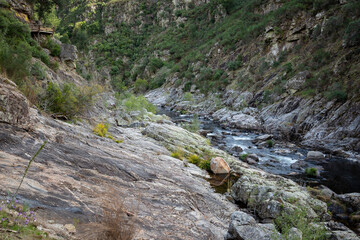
[0,77,30,127]
[0,89,238,239]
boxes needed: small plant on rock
[171,148,185,160]
[305,167,318,178]
[93,122,122,143]
[188,154,201,165]
[273,205,328,240]
[93,122,108,137]
[267,139,274,148]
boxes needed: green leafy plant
[305,167,318,178]
[134,78,148,93]
[188,154,201,165]
[273,206,328,240]
[266,139,274,148]
[171,148,184,160]
[93,122,108,137]
[123,95,157,114]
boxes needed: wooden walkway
[29,24,54,35]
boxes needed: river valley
[157,107,360,195]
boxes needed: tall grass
[15,141,47,195]
[80,192,137,240]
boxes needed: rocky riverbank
[145,87,360,162]
[1,76,360,238]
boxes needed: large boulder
[210,157,231,174]
[60,44,78,62]
[225,211,280,240]
[337,193,360,211]
[0,77,30,127]
[307,151,325,160]
[230,167,328,220]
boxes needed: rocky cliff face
[56,0,360,155]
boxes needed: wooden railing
[29,24,54,35]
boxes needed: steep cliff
[53,0,360,155]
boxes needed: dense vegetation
[49,0,360,105]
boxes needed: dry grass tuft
[79,192,137,240]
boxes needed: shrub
[42,82,101,119]
[183,81,192,92]
[123,95,157,114]
[31,62,46,80]
[188,154,201,165]
[325,89,347,102]
[111,76,127,92]
[198,159,211,171]
[344,19,360,47]
[313,0,338,11]
[227,57,242,70]
[148,58,164,73]
[305,167,318,177]
[274,206,328,240]
[183,92,193,102]
[183,115,200,133]
[171,148,184,160]
[311,49,331,70]
[240,154,249,160]
[134,78,148,93]
[266,139,274,148]
[93,122,108,137]
[42,36,61,57]
[80,190,136,240]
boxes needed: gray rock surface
[307,151,326,160]
[225,211,280,240]
[0,90,238,239]
[0,77,30,127]
[60,44,78,62]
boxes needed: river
[157,107,360,194]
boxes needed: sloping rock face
[142,121,329,221]
[0,91,238,239]
[0,77,30,127]
[225,211,280,240]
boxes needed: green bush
[183,92,193,102]
[171,148,184,160]
[311,49,331,70]
[93,122,108,137]
[31,62,46,80]
[313,0,338,12]
[305,167,318,177]
[123,95,157,114]
[198,159,211,171]
[134,78,148,93]
[148,58,164,73]
[183,115,200,133]
[188,154,201,165]
[46,37,61,57]
[274,206,328,240]
[266,139,274,148]
[325,89,347,102]
[345,19,360,47]
[42,82,101,118]
[111,76,127,92]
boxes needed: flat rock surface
[0,110,237,239]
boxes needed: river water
[157,107,360,194]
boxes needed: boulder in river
[306,151,325,160]
[252,134,273,143]
[231,145,243,153]
[244,154,259,165]
[290,160,308,170]
[210,157,231,174]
